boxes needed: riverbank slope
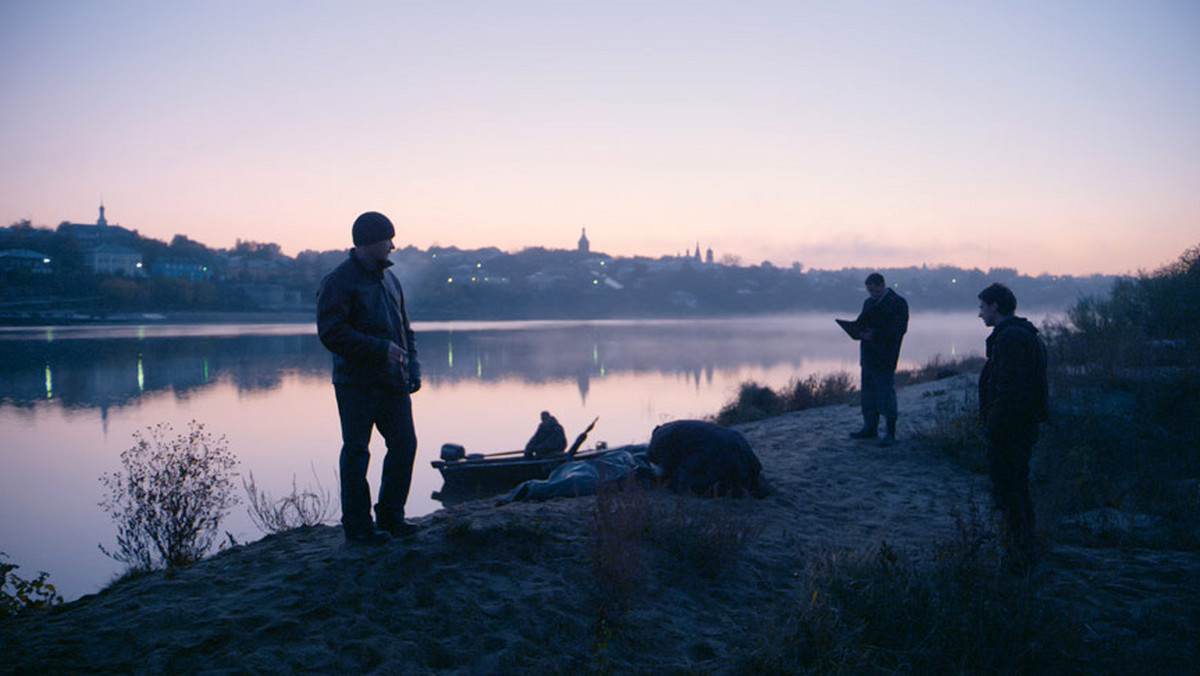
[2,375,1196,673]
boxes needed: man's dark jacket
[525,417,568,456]
[979,316,1048,437]
[317,251,419,389]
[855,288,909,371]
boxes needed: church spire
[97,202,108,228]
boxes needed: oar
[567,416,599,456]
[475,449,527,459]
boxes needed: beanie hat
[352,212,395,246]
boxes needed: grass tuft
[748,506,1085,674]
[590,479,759,608]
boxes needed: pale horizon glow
[2,1,1197,276]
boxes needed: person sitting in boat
[524,411,568,458]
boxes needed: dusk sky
[2,1,1197,275]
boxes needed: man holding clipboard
[837,272,909,446]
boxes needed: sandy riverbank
[2,374,1196,673]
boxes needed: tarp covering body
[500,446,652,503]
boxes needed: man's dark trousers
[987,425,1037,548]
[860,364,897,433]
[335,382,417,533]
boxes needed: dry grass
[590,478,759,609]
[243,466,337,534]
[748,504,1086,674]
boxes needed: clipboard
[836,319,865,340]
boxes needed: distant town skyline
[3,2,1198,276]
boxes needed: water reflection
[0,332,324,411]
[0,314,995,602]
[0,317,866,412]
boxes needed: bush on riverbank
[99,422,241,571]
[712,355,980,427]
[748,507,1085,673]
[713,373,858,425]
[1,553,62,617]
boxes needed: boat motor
[440,443,466,462]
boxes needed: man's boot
[849,421,878,440]
[879,417,897,447]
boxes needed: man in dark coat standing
[317,211,422,544]
[850,272,909,446]
[978,282,1049,567]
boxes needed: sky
[2,1,1197,276]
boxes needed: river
[0,311,1013,600]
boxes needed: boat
[431,417,603,502]
[431,446,611,499]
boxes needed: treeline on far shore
[1,220,1117,320]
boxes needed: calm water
[1,312,1000,600]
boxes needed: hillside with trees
[2,219,1123,321]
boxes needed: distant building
[222,256,286,282]
[0,249,54,275]
[58,203,146,276]
[578,228,589,253]
[84,244,144,277]
[57,203,138,245]
[706,247,713,264]
[151,259,212,280]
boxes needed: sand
[3,374,1197,673]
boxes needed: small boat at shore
[432,417,605,502]
[431,445,611,499]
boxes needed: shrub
[1,553,62,616]
[714,373,859,425]
[98,421,240,570]
[781,371,859,411]
[714,356,983,427]
[243,466,337,534]
[748,511,1084,673]
[1044,242,1200,374]
[713,381,783,425]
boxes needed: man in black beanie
[317,211,422,544]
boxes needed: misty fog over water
[0,312,1028,600]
